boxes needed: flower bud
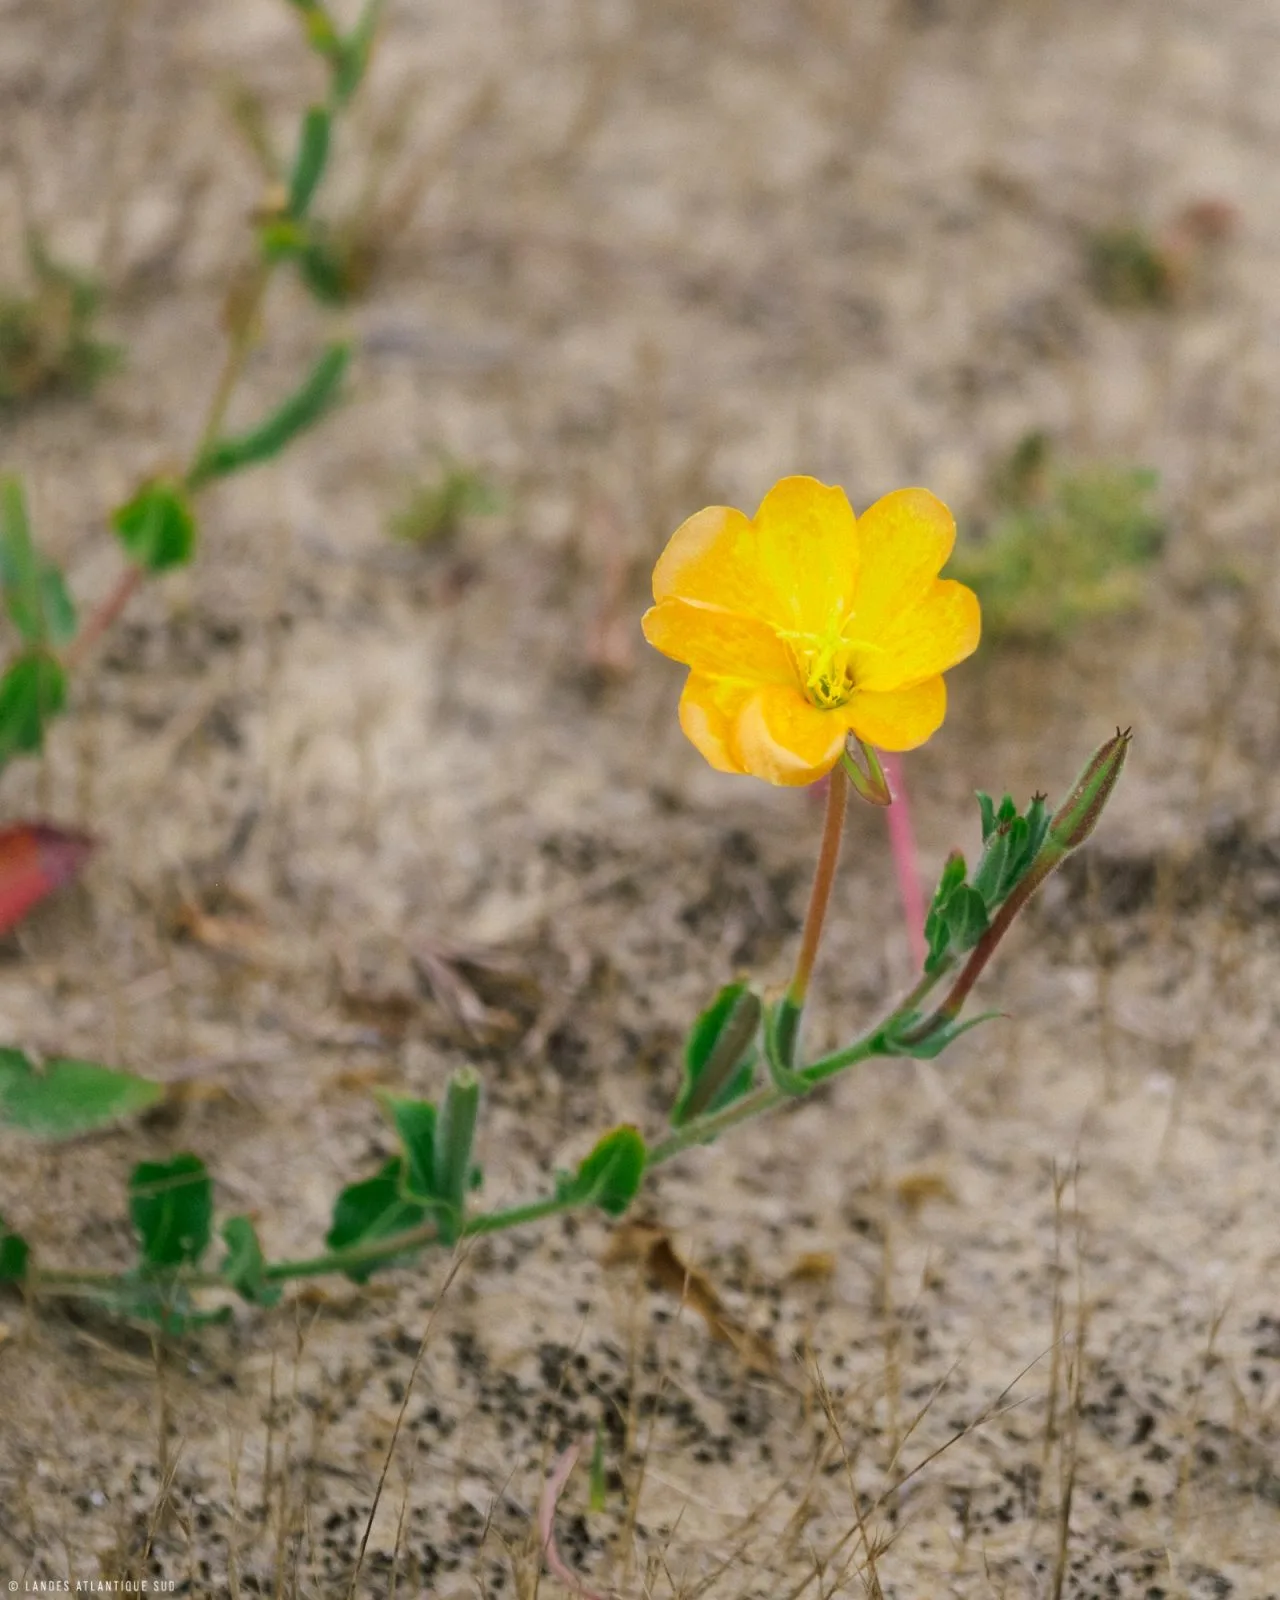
[1046,728,1131,854]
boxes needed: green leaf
[0,1216,29,1283]
[588,1424,607,1512]
[556,1125,647,1217]
[0,653,66,765]
[258,216,311,261]
[0,478,74,645]
[37,566,77,645]
[376,1092,437,1203]
[333,0,384,102]
[976,791,996,843]
[220,1216,281,1307]
[296,236,352,303]
[287,0,343,62]
[971,825,1012,907]
[884,1010,1003,1061]
[432,1068,482,1242]
[924,850,967,975]
[0,1049,163,1140]
[326,1158,429,1283]
[1021,794,1050,869]
[76,1273,229,1333]
[942,885,990,952]
[288,105,331,216]
[129,1154,213,1270]
[188,343,350,485]
[672,982,760,1127]
[0,476,42,642]
[111,479,197,573]
[763,995,809,1091]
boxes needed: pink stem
[537,1434,607,1599]
[882,753,926,970]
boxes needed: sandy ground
[1,1,1279,1595]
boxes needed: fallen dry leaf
[787,1250,837,1284]
[409,932,534,1045]
[605,1222,777,1375]
[172,894,268,960]
[893,1170,957,1214]
[0,822,94,934]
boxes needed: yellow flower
[642,476,980,786]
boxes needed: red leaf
[0,823,95,934]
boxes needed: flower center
[776,622,864,710]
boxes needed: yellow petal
[852,578,981,692]
[841,677,947,752]
[678,674,749,774]
[731,683,848,786]
[753,476,859,631]
[849,489,956,628]
[651,504,771,619]
[642,600,794,683]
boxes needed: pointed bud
[1046,728,1131,855]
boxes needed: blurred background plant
[949,432,1166,641]
[0,0,385,959]
[226,1,492,304]
[388,453,502,546]
[0,236,119,407]
[1085,199,1238,309]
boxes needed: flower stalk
[899,729,1131,1046]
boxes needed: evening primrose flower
[642,476,980,786]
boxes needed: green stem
[19,736,1130,1317]
[23,965,937,1306]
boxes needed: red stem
[787,765,849,1007]
[65,564,144,671]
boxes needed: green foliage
[672,982,760,1126]
[375,1077,483,1245]
[0,1049,163,1140]
[588,1425,608,1512]
[288,0,384,106]
[388,458,502,545]
[331,0,384,104]
[950,439,1165,640]
[293,230,361,303]
[431,1069,482,1240]
[220,1216,281,1306]
[923,791,1051,976]
[326,1157,429,1282]
[188,343,350,485]
[0,654,67,767]
[880,1009,1002,1061]
[1087,225,1173,309]
[111,479,198,573]
[940,884,989,950]
[288,106,332,217]
[129,1154,213,1270]
[378,1093,439,1204]
[0,1216,29,1283]
[556,1126,647,1217]
[924,850,967,975]
[0,236,119,407]
[0,478,76,647]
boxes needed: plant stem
[20,735,1130,1317]
[63,563,144,670]
[193,261,273,462]
[788,764,849,1011]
